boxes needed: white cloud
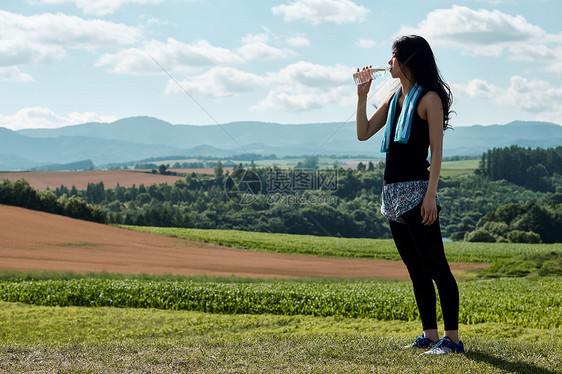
[0,10,141,68]
[452,78,498,99]
[165,67,262,98]
[0,107,118,130]
[271,0,368,25]
[163,61,357,112]
[269,61,349,87]
[98,34,295,76]
[237,33,294,61]
[34,0,165,16]
[96,38,244,75]
[0,67,34,82]
[475,0,515,4]
[398,5,562,72]
[286,36,311,47]
[254,84,352,112]
[255,61,354,112]
[355,39,376,49]
[399,6,543,51]
[452,76,562,121]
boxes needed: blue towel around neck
[380,83,424,153]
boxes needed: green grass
[121,225,562,263]
[440,159,478,178]
[1,272,560,372]
[0,269,276,283]
[440,168,474,178]
[1,277,560,328]
[1,301,560,373]
[478,251,562,278]
[441,159,480,169]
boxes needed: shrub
[464,228,496,242]
[481,221,509,237]
[507,230,542,244]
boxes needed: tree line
[53,164,392,239]
[0,179,106,223]
[2,146,561,243]
[464,195,562,243]
[475,145,562,191]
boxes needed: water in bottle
[353,66,389,85]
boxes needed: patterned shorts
[381,180,440,224]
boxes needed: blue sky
[1,0,561,130]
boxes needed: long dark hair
[393,35,453,130]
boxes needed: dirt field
[0,205,405,279]
[0,205,484,280]
[0,170,194,190]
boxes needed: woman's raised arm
[356,83,393,141]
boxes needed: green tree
[214,160,224,180]
[301,155,319,170]
[495,203,526,224]
[465,228,496,243]
[507,230,541,244]
[356,162,366,172]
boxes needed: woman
[356,35,464,355]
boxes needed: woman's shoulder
[419,89,440,102]
[418,90,441,110]
[417,90,443,121]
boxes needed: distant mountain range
[1,116,561,170]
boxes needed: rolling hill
[0,116,560,170]
[0,204,414,279]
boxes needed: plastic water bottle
[353,66,389,85]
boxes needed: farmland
[0,169,189,190]
[1,276,561,372]
[0,205,421,279]
[1,277,561,328]
[1,161,561,372]
[125,225,562,263]
[0,158,476,190]
[1,207,561,372]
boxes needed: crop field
[123,225,562,263]
[440,159,479,178]
[1,275,561,372]
[441,159,480,169]
[1,277,561,328]
[0,169,188,190]
[1,216,561,372]
[0,157,476,192]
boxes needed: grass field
[441,159,480,169]
[1,277,560,327]
[2,224,561,372]
[1,297,561,373]
[121,225,562,264]
[1,275,561,372]
[440,159,479,178]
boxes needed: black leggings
[389,204,459,331]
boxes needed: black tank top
[383,90,430,185]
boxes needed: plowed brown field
[0,169,220,190]
[0,205,484,279]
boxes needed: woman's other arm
[419,91,444,226]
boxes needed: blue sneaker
[402,335,436,349]
[422,336,465,355]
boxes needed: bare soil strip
[0,170,191,190]
[0,205,484,280]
